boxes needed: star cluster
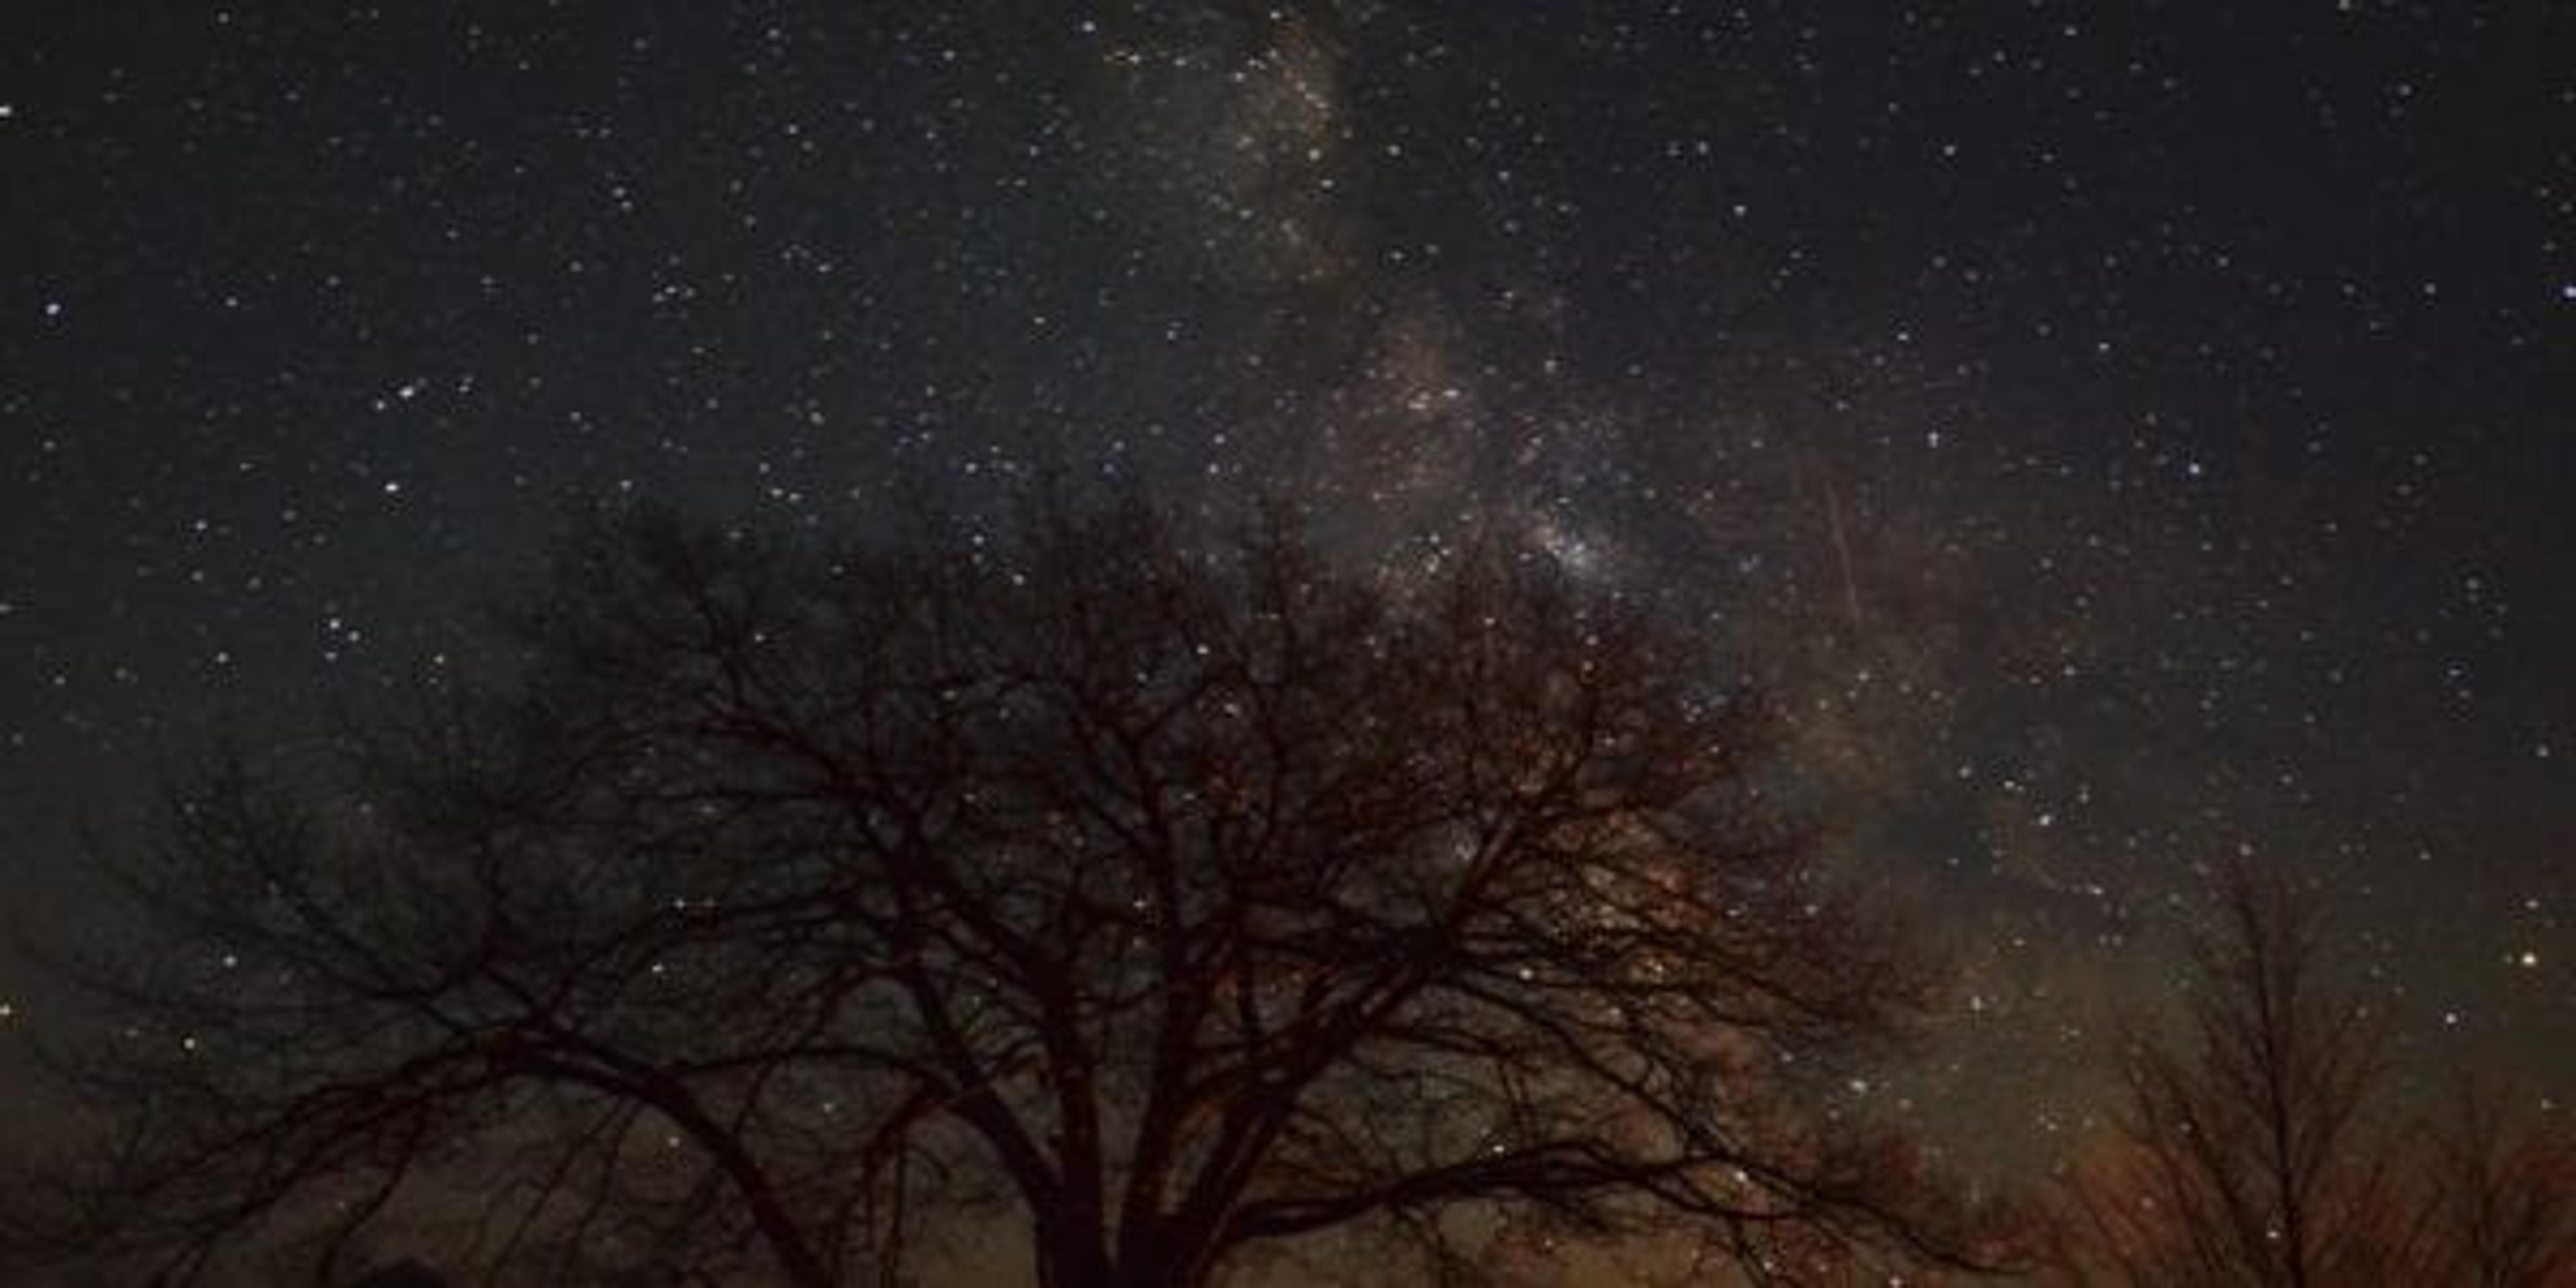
[4,2,2572,1171]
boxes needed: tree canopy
[20,498,2002,1286]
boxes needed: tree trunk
[1035,1236,1216,1288]
[1034,1218,1114,1288]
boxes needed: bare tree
[2422,1077,2576,1288]
[2057,863,2419,1287]
[21,498,2006,1286]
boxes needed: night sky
[4,2,2572,1179]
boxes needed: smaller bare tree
[2059,861,2420,1287]
[2423,1076,2576,1288]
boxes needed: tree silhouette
[2057,863,2418,1287]
[2422,1075,2576,1288]
[24,498,2002,1286]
